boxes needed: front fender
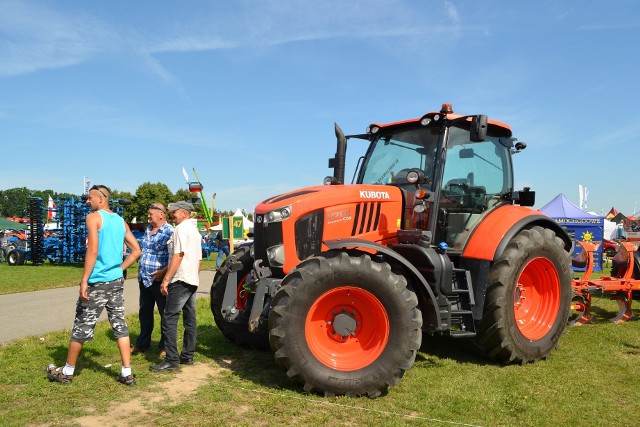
[324,238,443,331]
[462,205,571,261]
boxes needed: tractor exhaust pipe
[327,123,347,185]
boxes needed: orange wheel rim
[513,257,561,340]
[305,286,389,371]
[236,274,249,310]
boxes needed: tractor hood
[254,184,405,273]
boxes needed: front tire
[268,251,422,397]
[210,246,269,350]
[475,226,572,364]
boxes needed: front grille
[295,210,324,260]
[350,202,381,236]
[253,215,283,268]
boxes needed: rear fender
[463,205,571,261]
[461,207,570,321]
[324,238,443,331]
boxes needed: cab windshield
[356,122,514,250]
[359,128,439,189]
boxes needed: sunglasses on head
[148,204,166,213]
[90,185,111,199]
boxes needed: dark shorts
[71,278,129,343]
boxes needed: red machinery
[571,240,640,325]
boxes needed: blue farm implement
[2,196,128,266]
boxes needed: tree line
[0,183,243,224]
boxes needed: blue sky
[1,0,639,215]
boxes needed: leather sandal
[46,364,73,384]
[116,374,136,386]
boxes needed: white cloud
[0,0,468,78]
[0,2,118,76]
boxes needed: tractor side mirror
[513,187,535,207]
[470,115,488,142]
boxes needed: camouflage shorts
[70,278,129,343]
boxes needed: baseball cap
[167,201,194,212]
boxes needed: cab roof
[370,105,512,133]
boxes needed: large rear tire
[7,249,25,266]
[210,246,269,350]
[475,226,572,364]
[268,251,422,397]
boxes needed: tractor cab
[334,104,530,252]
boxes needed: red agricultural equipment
[571,240,640,325]
[210,104,573,397]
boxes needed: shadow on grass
[188,315,496,396]
[46,344,115,378]
[587,303,640,323]
[416,333,490,366]
[622,341,640,355]
[193,322,300,393]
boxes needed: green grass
[1,295,639,426]
[0,259,219,295]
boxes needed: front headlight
[264,205,292,224]
[266,244,285,267]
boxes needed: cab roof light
[440,103,453,114]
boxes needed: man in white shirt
[150,201,202,371]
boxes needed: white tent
[232,208,254,229]
[604,218,619,240]
[209,209,253,231]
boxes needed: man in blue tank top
[47,185,142,385]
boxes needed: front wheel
[475,226,572,364]
[268,251,422,397]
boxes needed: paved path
[0,270,215,344]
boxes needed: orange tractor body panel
[462,205,545,261]
[256,184,404,273]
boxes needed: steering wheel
[445,182,468,196]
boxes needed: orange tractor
[210,104,573,397]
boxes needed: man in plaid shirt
[131,203,174,358]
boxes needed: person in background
[47,184,141,385]
[131,203,174,359]
[150,201,202,371]
[215,230,230,269]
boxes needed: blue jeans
[161,281,197,365]
[216,245,230,268]
[135,279,166,351]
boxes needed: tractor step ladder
[441,267,476,337]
